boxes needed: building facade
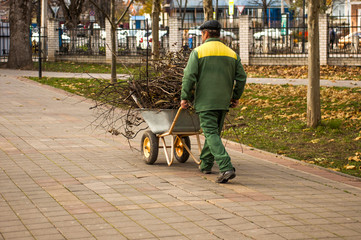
[351,0,361,32]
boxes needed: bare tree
[89,0,134,83]
[151,0,161,59]
[203,0,212,21]
[291,0,336,14]
[250,0,276,27]
[58,0,85,29]
[95,0,110,27]
[307,0,321,128]
[7,0,33,69]
[174,0,188,28]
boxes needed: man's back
[182,38,246,112]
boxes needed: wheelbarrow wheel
[141,130,159,165]
[174,136,191,163]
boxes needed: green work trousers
[199,110,234,172]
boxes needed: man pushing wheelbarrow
[180,20,247,183]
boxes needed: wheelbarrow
[140,107,202,166]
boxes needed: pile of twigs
[127,50,188,109]
[89,50,190,139]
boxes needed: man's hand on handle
[230,99,239,108]
[181,100,189,109]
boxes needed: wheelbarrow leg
[160,136,174,166]
[196,134,202,154]
[181,138,201,165]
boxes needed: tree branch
[88,0,113,28]
[116,0,135,26]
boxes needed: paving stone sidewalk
[1,73,361,240]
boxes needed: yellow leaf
[354,136,361,141]
[264,114,273,120]
[310,139,320,144]
[344,165,356,170]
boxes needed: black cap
[199,20,222,30]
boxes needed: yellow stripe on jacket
[196,41,237,60]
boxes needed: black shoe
[216,169,236,183]
[199,165,212,174]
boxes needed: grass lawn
[32,61,138,75]
[28,76,361,178]
[226,84,361,177]
[28,62,361,81]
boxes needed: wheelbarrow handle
[168,107,183,134]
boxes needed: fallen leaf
[264,114,273,120]
[344,165,356,170]
[310,139,320,144]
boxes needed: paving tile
[34,234,66,240]
[1,231,33,239]
[185,233,226,240]
[30,227,61,236]
[122,231,155,239]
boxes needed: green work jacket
[181,38,247,112]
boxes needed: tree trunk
[58,0,85,29]
[110,0,117,83]
[152,0,161,59]
[307,0,321,128]
[7,0,33,69]
[181,0,188,28]
[263,4,268,27]
[203,0,213,21]
[90,0,134,83]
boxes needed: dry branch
[90,50,190,139]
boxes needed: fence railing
[56,27,170,57]
[0,22,9,61]
[250,16,308,57]
[2,14,360,63]
[56,28,106,56]
[1,24,47,61]
[180,15,239,29]
[115,28,169,56]
[31,27,48,61]
[328,15,361,55]
[179,26,239,53]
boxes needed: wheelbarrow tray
[141,109,200,134]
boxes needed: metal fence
[250,15,308,57]
[328,15,361,55]
[56,25,170,57]
[0,22,9,61]
[0,24,47,62]
[115,27,169,56]
[56,27,106,56]
[31,27,47,61]
[179,16,240,53]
